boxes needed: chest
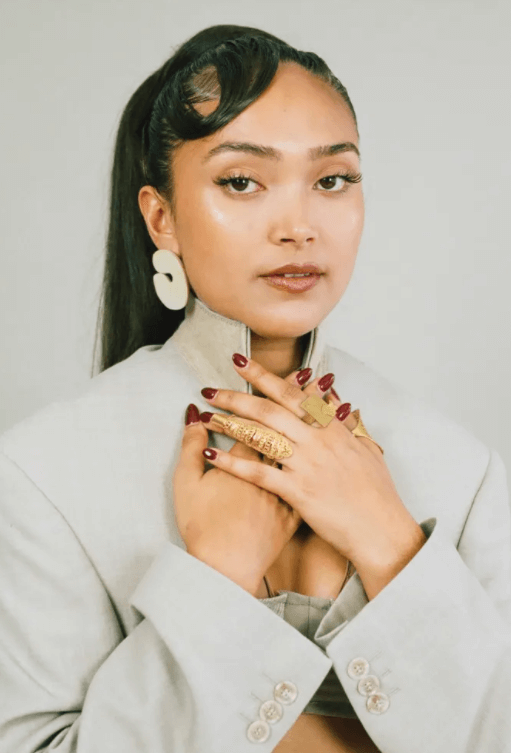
[265,522,351,599]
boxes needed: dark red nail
[232,353,248,368]
[296,367,312,385]
[330,386,340,400]
[201,388,218,400]
[318,373,335,392]
[336,402,351,422]
[199,411,213,423]
[185,404,200,425]
[203,448,217,460]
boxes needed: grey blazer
[1,295,511,753]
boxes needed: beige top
[259,590,358,717]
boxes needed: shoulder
[327,343,487,456]
[0,342,189,483]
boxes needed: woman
[0,23,510,753]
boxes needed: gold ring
[350,409,384,455]
[210,414,293,461]
[300,395,384,455]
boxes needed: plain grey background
[1,0,510,477]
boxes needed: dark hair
[91,24,358,376]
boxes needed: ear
[138,185,180,254]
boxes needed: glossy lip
[261,273,322,293]
[260,262,324,276]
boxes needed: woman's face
[166,62,364,338]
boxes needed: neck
[250,332,308,397]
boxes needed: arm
[0,450,335,753]
[312,448,511,753]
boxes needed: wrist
[351,520,426,601]
[187,546,263,596]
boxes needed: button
[357,674,380,697]
[274,680,298,705]
[347,657,369,680]
[366,692,390,715]
[247,719,271,743]
[259,699,283,724]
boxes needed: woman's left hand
[200,354,427,596]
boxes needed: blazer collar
[166,294,329,394]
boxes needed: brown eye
[214,174,260,194]
[315,172,362,193]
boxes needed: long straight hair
[91,24,358,377]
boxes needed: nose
[272,219,318,249]
[269,192,319,248]
[279,228,317,247]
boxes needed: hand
[199,355,426,597]
[172,366,333,595]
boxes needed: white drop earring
[152,249,189,310]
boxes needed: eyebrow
[202,140,360,163]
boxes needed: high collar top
[164,295,353,717]
[168,294,330,393]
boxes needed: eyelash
[213,169,363,195]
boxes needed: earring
[152,249,189,310]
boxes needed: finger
[324,390,358,432]
[202,365,305,464]
[298,374,339,428]
[174,404,209,486]
[201,366,340,440]
[201,445,294,506]
[201,386,308,443]
[230,354,332,426]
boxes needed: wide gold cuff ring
[300,395,384,455]
[347,409,384,455]
[300,394,336,426]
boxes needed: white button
[274,680,298,705]
[247,719,271,742]
[347,657,369,680]
[259,699,283,723]
[366,692,390,715]
[357,674,380,697]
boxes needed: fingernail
[199,411,213,422]
[336,402,351,422]
[296,367,312,385]
[331,386,340,400]
[232,353,248,368]
[201,388,218,400]
[185,404,200,425]
[203,448,217,460]
[318,373,335,392]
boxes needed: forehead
[179,63,359,165]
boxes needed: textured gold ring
[210,414,293,461]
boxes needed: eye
[213,169,363,195]
[213,173,261,194]
[316,171,363,193]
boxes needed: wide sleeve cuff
[130,542,333,749]
[312,517,511,752]
[313,518,435,648]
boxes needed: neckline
[164,294,329,393]
[259,590,335,606]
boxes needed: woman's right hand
[172,369,331,596]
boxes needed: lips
[261,263,323,277]
[261,272,322,293]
